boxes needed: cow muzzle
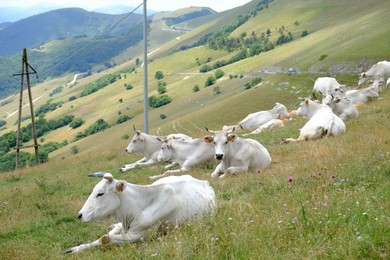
[215,154,224,160]
[78,212,83,220]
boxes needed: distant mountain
[0,6,215,99]
[0,8,143,56]
[0,3,61,23]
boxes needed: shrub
[193,85,200,92]
[215,69,225,79]
[319,54,328,61]
[148,95,172,108]
[117,115,131,124]
[124,83,133,90]
[213,86,221,94]
[0,120,6,127]
[69,118,84,129]
[160,114,167,120]
[157,81,167,94]
[199,64,212,73]
[205,76,216,87]
[154,71,164,80]
[70,146,79,155]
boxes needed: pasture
[0,74,389,259]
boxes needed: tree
[154,71,164,80]
[215,69,225,79]
[205,76,216,87]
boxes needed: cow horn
[133,125,140,135]
[88,172,106,178]
[205,127,215,134]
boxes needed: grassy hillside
[0,0,389,258]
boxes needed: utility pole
[13,48,39,168]
[143,0,149,133]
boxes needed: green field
[0,0,389,258]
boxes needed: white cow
[120,127,192,172]
[64,173,216,254]
[322,95,359,121]
[358,60,390,86]
[153,138,216,179]
[203,129,272,179]
[223,102,290,131]
[345,81,380,104]
[283,98,346,143]
[243,116,289,136]
[312,77,345,100]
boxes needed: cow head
[78,173,125,222]
[204,129,236,160]
[125,130,145,153]
[358,73,368,86]
[157,138,173,162]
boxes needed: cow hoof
[280,138,288,145]
[63,248,74,254]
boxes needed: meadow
[0,0,389,258]
[0,73,389,259]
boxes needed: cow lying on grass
[64,173,216,254]
[282,98,346,143]
[203,128,271,179]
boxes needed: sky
[0,0,253,12]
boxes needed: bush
[160,114,167,120]
[154,71,164,80]
[319,54,328,61]
[193,85,200,92]
[124,83,133,90]
[70,146,79,155]
[117,115,131,124]
[199,64,212,73]
[157,81,167,94]
[205,76,216,87]
[0,120,6,127]
[148,95,172,108]
[69,118,84,129]
[215,69,225,79]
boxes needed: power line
[41,2,144,77]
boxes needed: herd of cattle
[65,60,390,254]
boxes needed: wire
[41,2,144,76]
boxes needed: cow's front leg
[211,163,224,178]
[221,166,248,178]
[64,230,144,254]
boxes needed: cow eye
[225,141,228,144]
[213,142,216,145]
[96,193,104,198]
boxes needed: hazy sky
[0,0,253,12]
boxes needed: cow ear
[140,137,144,142]
[116,181,126,193]
[228,134,237,142]
[305,99,309,105]
[203,136,213,143]
[362,73,366,78]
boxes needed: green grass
[0,0,390,258]
[0,80,389,259]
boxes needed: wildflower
[288,177,293,182]
[323,203,328,207]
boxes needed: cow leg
[222,166,248,178]
[165,162,179,169]
[64,231,144,254]
[211,163,224,178]
[120,157,147,172]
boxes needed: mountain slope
[0,0,389,160]
[0,8,143,57]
